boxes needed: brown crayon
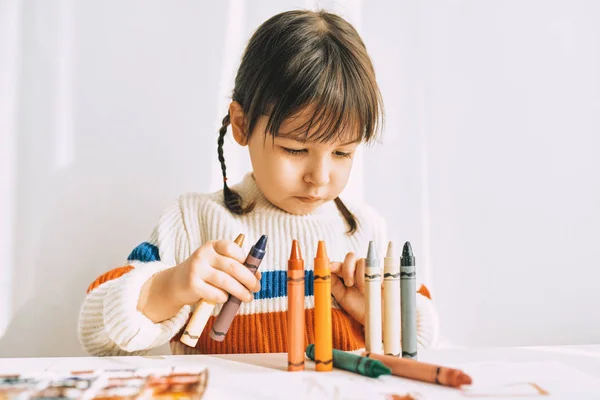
[181,234,245,347]
[210,235,268,341]
[287,240,305,371]
[361,351,473,388]
[314,240,332,372]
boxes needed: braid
[217,114,230,181]
[217,114,255,214]
[334,197,358,235]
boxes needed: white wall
[0,0,598,357]
[362,0,600,347]
[0,0,21,340]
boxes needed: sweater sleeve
[364,205,440,350]
[77,199,194,356]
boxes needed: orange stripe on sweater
[417,284,432,300]
[86,266,135,294]
[172,308,365,354]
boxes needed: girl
[78,9,438,356]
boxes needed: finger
[355,258,366,293]
[193,280,230,304]
[255,270,262,281]
[330,261,343,275]
[213,253,261,292]
[204,268,254,302]
[330,273,347,303]
[329,262,347,286]
[343,252,356,287]
[212,239,247,264]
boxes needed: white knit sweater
[78,173,439,356]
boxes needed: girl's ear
[229,101,248,146]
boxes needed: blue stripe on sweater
[254,270,314,300]
[127,242,161,262]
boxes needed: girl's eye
[282,147,307,155]
[334,151,353,159]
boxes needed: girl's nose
[304,158,330,187]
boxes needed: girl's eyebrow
[338,138,361,146]
[276,132,307,141]
[276,133,361,146]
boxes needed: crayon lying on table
[361,351,473,388]
[210,235,268,341]
[181,234,245,347]
[306,344,391,378]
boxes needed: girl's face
[231,103,360,215]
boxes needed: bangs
[240,12,383,145]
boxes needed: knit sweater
[78,173,438,356]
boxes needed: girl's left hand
[330,252,368,324]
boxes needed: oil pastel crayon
[306,344,391,378]
[181,234,245,347]
[361,351,473,388]
[314,240,332,371]
[365,241,383,354]
[209,235,268,341]
[401,241,417,359]
[287,240,305,371]
[383,241,401,357]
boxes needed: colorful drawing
[0,368,209,400]
[0,374,50,400]
[147,372,209,399]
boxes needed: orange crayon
[314,240,332,372]
[180,234,245,347]
[287,240,305,371]
[361,351,473,388]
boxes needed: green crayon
[306,344,391,378]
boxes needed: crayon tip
[448,369,473,387]
[290,240,302,260]
[385,241,394,258]
[458,371,473,386]
[234,233,245,247]
[401,241,415,266]
[402,241,413,258]
[372,362,392,377]
[305,344,315,359]
[316,240,328,258]
[367,240,378,260]
[254,235,268,251]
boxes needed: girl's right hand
[172,240,262,305]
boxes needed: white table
[2,345,599,399]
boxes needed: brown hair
[217,10,384,234]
